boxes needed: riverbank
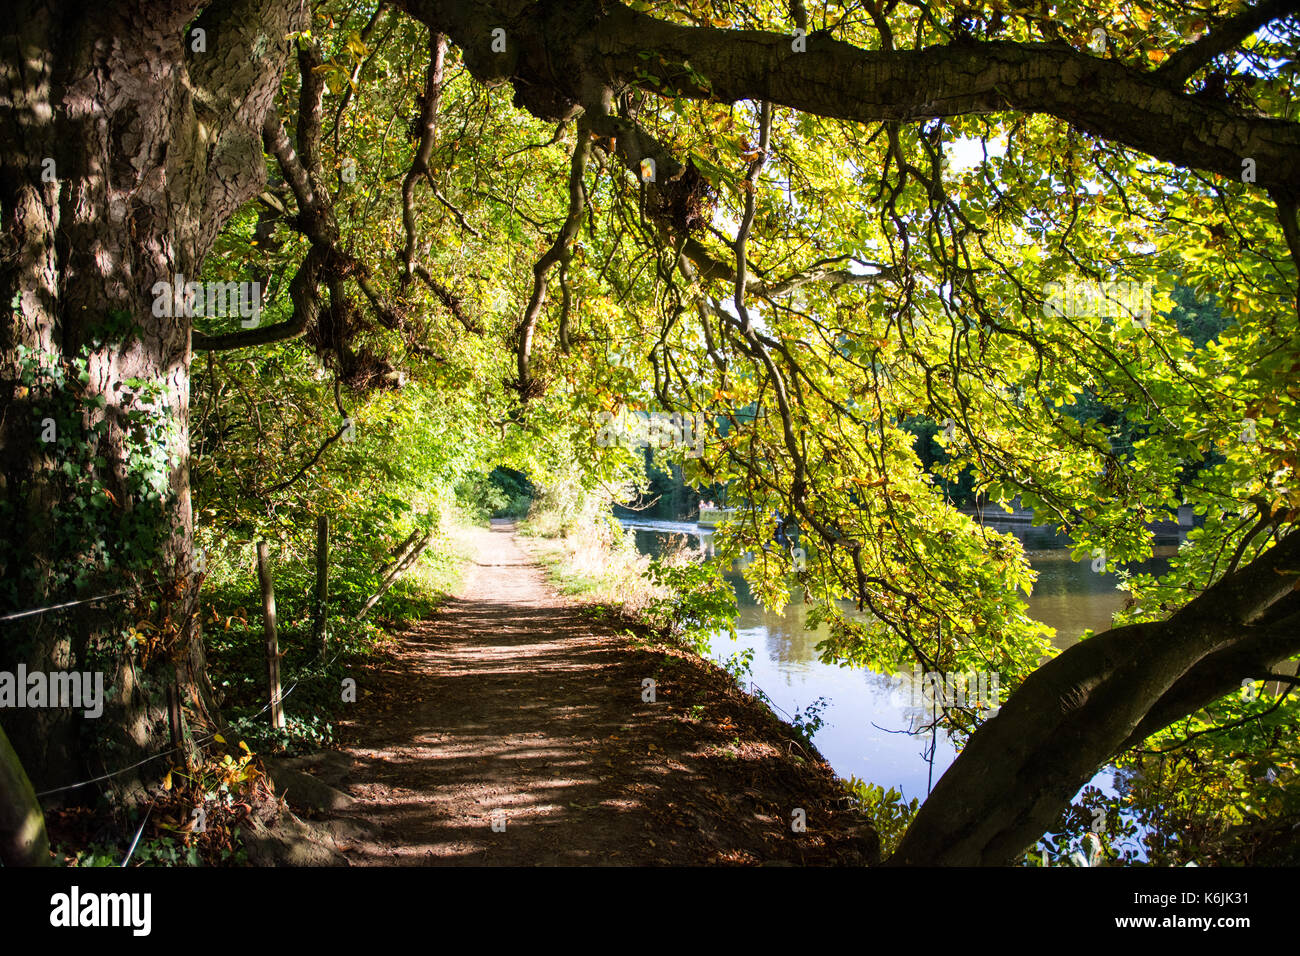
[322,522,877,864]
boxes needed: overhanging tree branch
[400,0,1300,199]
[1155,0,1300,87]
[192,245,332,352]
[887,530,1300,865]
[402,30,448,279]
[591,6,1300,197]
[733,99,772,335]
[587,109,898,295]
[262,418,352,496]
[1118,606,1300,754]
[511,115,592,397]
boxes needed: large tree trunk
[0,0,299,796]
[887,531,1300,865]
[0,0,1294,867]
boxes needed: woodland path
[329,521,875,866]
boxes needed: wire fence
[0,590,135,624]
[2,557,360,806]
[32,613,356,798]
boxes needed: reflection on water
[621,515,1175,812]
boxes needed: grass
[201,521,474,757]
[518,520,671,615]
[47,519,477,868]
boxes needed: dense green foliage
[5,0,1298,867]
[180,0,1297,862]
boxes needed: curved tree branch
[399,0,1300,199]
[192,244,332,351]
[733,99,772,335]
[511,114,592,397]
[402,30,448,278]
[887,530,1300,865]
[1155,0,1300,87]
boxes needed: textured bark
[887,531,1300,865]
[398,0,1300,199]
[0,722,51,865]
[589,14,1300,199]
[0,0,301,791]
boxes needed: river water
[616,509,1179,858]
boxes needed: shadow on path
[331,521,876,865]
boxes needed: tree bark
[0,0,302,791]
[887,531,1300,865]
[0,722,51,866]
[399,0,1300,199]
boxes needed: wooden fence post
[312,515,330,655]
[256,540,285,729]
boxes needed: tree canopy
[1,0,1298,865]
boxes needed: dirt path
[328,521,876,865]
